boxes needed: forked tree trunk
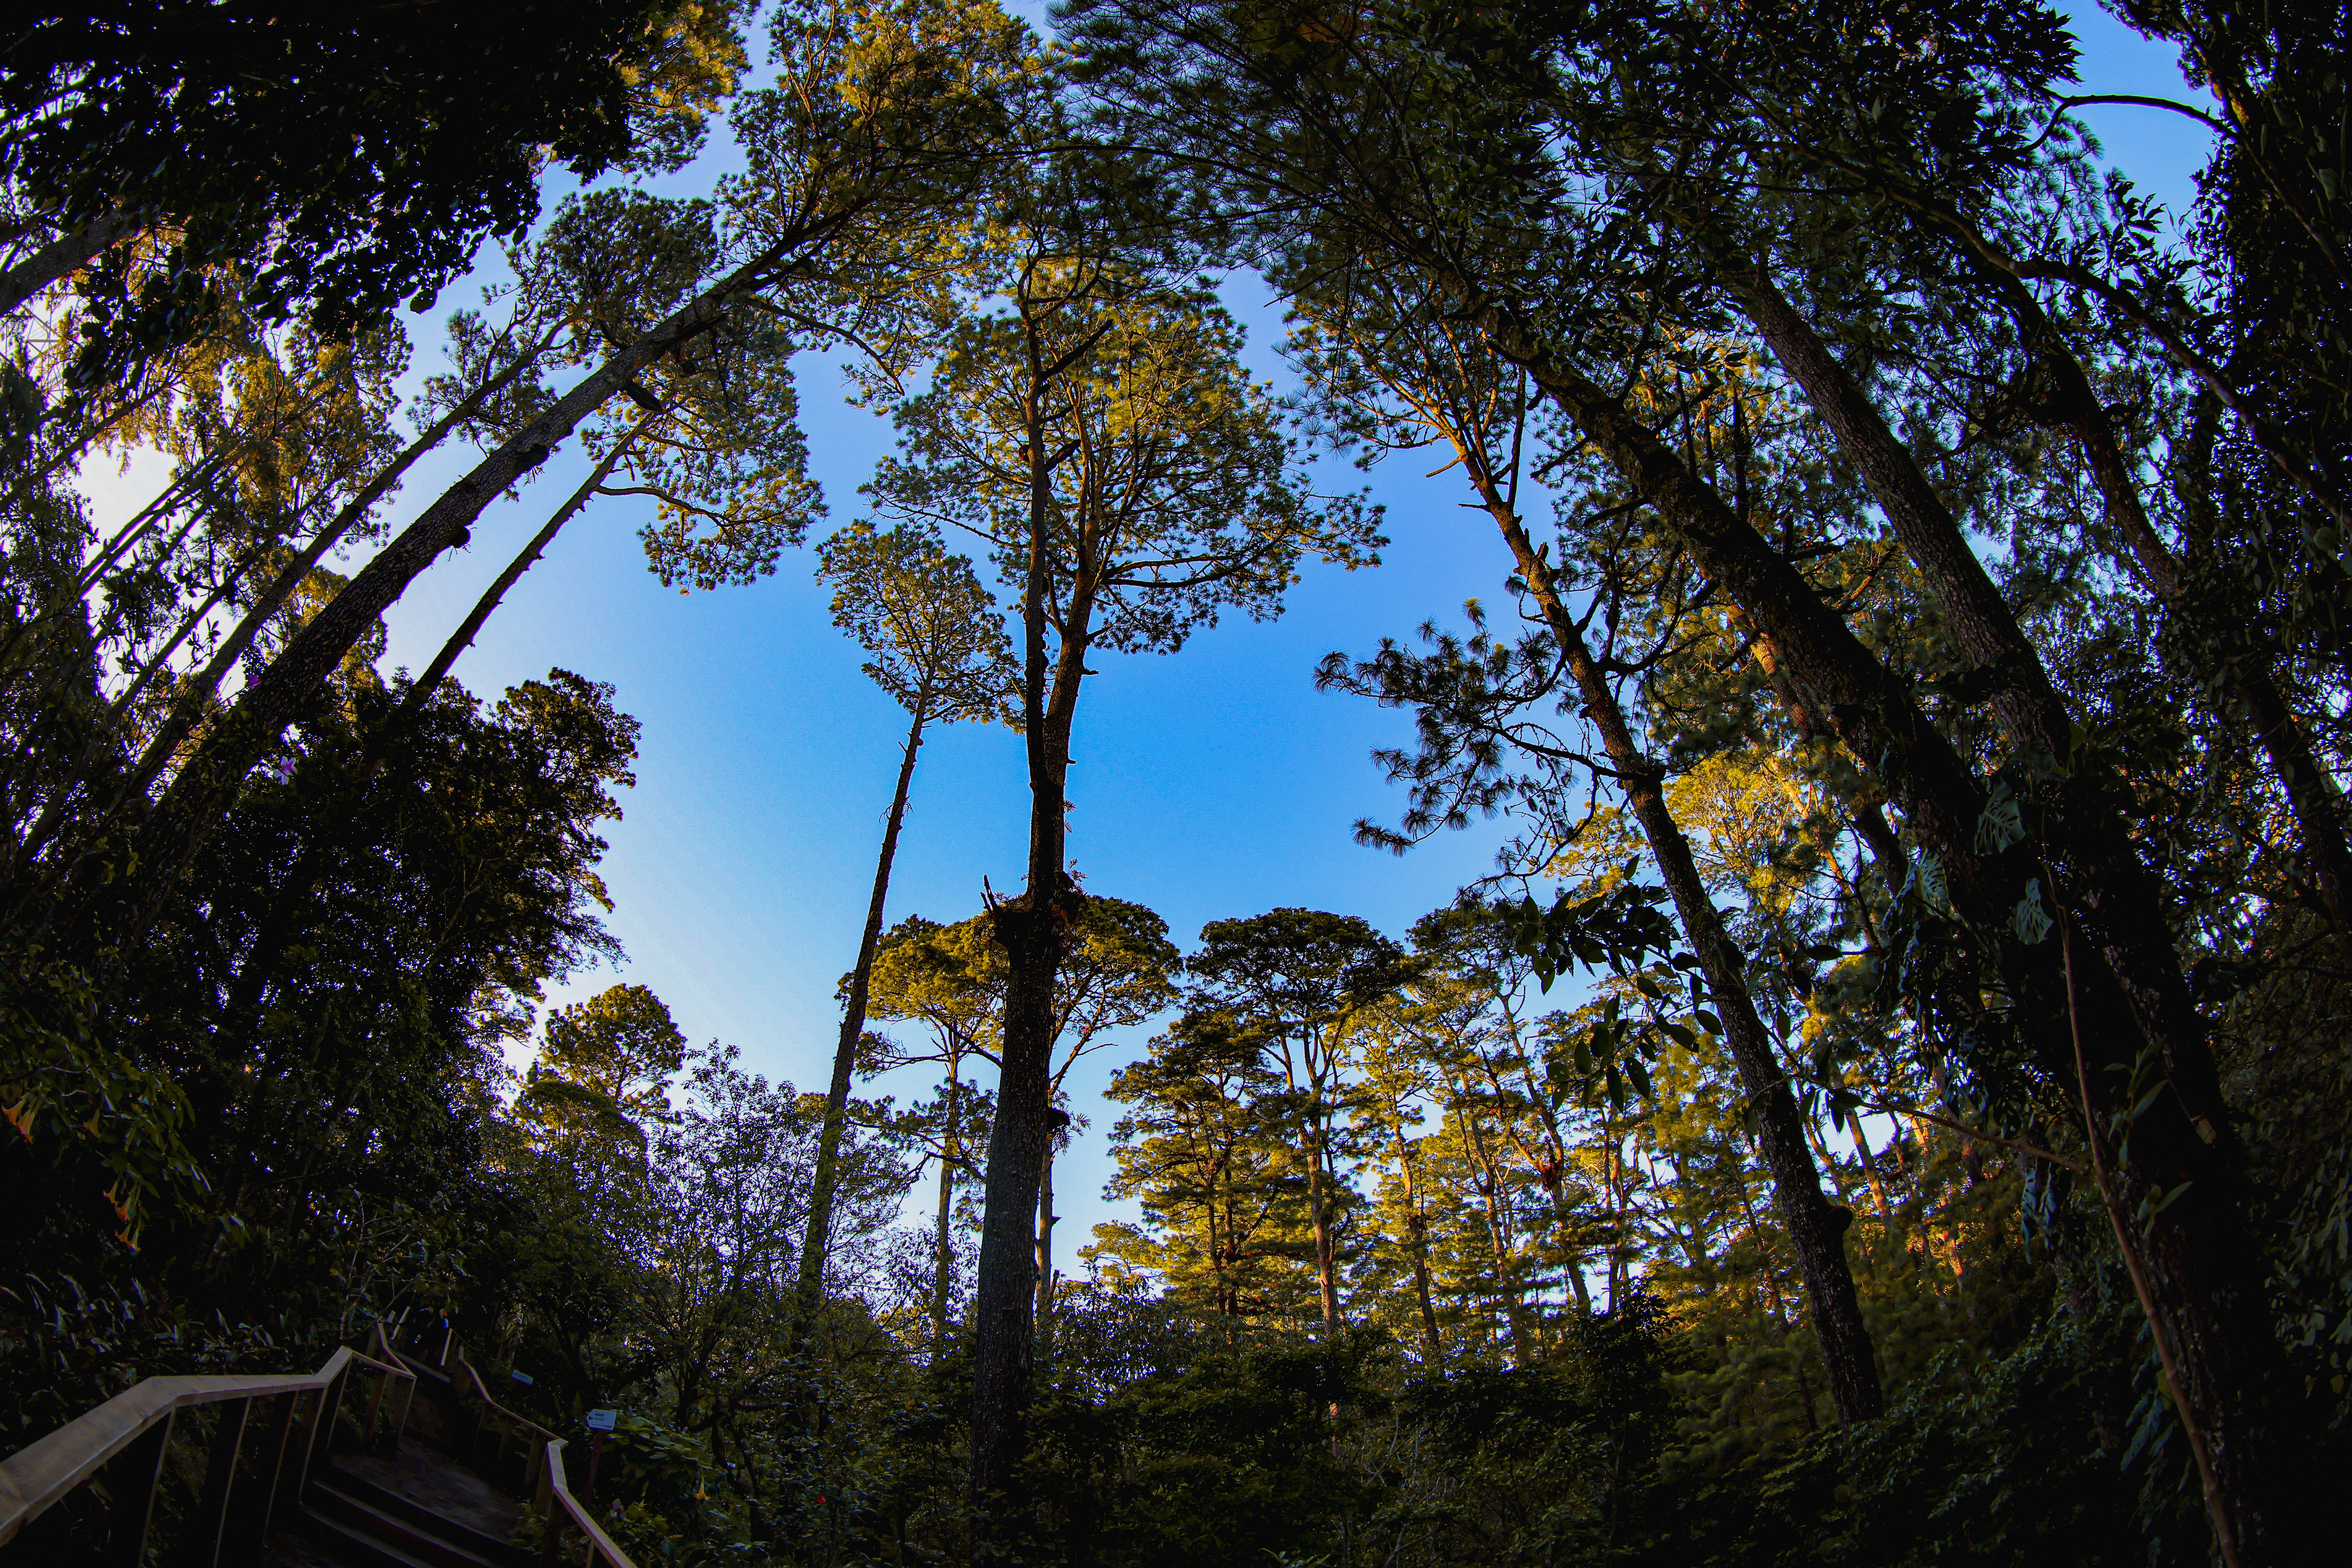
[1734,259,2352,975]
[403,423,652,712]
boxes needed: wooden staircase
[0,1319,634,1568]
[268,1363,532,1568]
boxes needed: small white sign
[509,1370,533,1385]
[584,1409,618,1433]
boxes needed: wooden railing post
[98,1409,173,1568]
[541,1442,566,1567]
[227,1391,299,1562]
[390,1364,417,1448]
[301,1363,348,1492]
[361,1362,390,1452]
[371,1322,418,1449]
[185,1396,251,1567]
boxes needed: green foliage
[818,521,1019,723]
[0,944,206,1255]
[530,983,690,1129]
[6,0,755,382]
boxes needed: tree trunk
[1305,1099,1342,1333]
[969,321,1094,1513]
[1394,1133,1443,1359]
[1559,1208,1594,1317]
[4,336,546,900]
[1956,228,2352,974]
[1847,1117,1892,1228]
[1033,1144,1057,1360]
[1719,266,2287,1556]
[1738,259,2344,1028]
[1460,451,1886,1421]
[799,692,931,1326]
[403,421,653,712]
[934,1067,959,1359]
[0,213,142,317]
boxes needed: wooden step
[294,1490,502,1568]
[313,1466,531,1568]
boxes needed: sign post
[583,1409,617,1504]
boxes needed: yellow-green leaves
[871,260,1381,658]
[816,521,1018,723]
[525,982,689,1137]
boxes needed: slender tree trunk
[1305,1098,1342,1333]
[1393,1130,1443,1359]
[1602,1125,1623,1314]
[2078,371,2352,966]
[1552,1175,1590,1326]
[113,327,552,818]
[403,421,652,712]
[1457,289,2275,1491]
[1715,267,2286,1555]
[799,693,932,1324]
[1033,1144,1057,1360]
[1,340,542,901]
[1739,258,2351,984]
[933,1067,959,1359]
[1805,1116,1856,1211]
[1458,453,1886,1422]
[1847,1117,1892,1227]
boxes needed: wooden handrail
[0,1334,414,1557]
[541,1440,639,1568]
[456,1357,561,1452]
[386,1320,637,1568]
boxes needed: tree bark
[1306,1089,1343,1334]
[403,421,652,712]
[1721,262,2292,1555]
[933,1066,960,1359]
[1407,1218,1441,1359]
[4,335,546,902]
[798,690,932,1327]
[1737,256,2349,1001]
[1928,196,2352,968]
[1458,450,1887,1422]
[1392,1128,1444,1359]
[2050,330,2352,969]
[0,213,142,317]
[1033,1145,1057,1358]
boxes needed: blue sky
[83,4,2221,1267]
